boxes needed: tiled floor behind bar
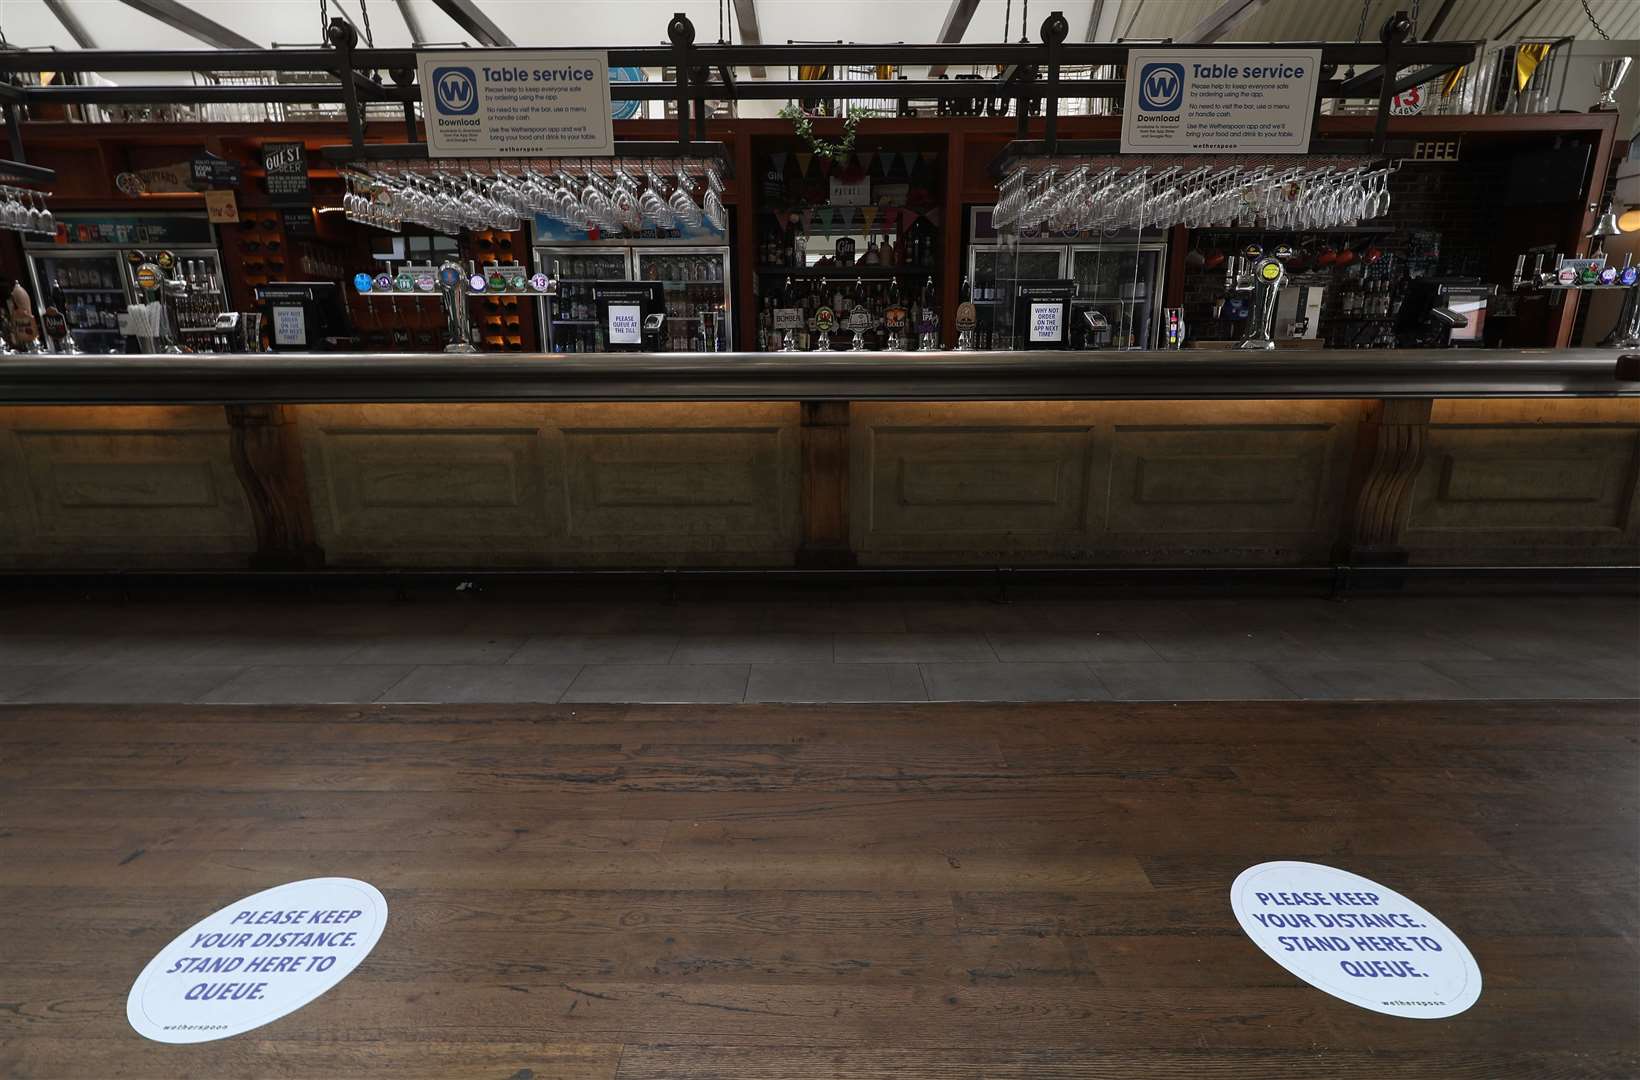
[2,589,1633,704]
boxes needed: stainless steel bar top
[1,349,1635,405]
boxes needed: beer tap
[439,259,478,353]
[153,251,188,353]
[1224,249,1287,351]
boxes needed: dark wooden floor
[1,700,1636,1079]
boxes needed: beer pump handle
[1513,254,1526,288]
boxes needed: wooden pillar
[1336,397,1433,566]
[224,404,325,569]
[798,400,853,568]
[941,130,965,348]
[733,124,758,352]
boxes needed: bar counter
[1,349,1636,571]
[0,348,1633,404]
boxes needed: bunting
[770,151,789,175]
[858,150,876,174]
[795,151,813,177]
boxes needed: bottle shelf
[757,265,937,278]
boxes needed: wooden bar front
[0,350,1635,571]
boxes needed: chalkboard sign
[190,154,242,189]
[263,142,310,206]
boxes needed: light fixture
[1619,209,1640,233]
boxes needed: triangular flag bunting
[817,206,835,232]
[839,206,856,229]
[795,151,813,176]
[817,156,834,177]
[858,150,876,174]
[860,205,878,230]
[770,152,789,175]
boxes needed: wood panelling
[852,401,1359,565]
[1406,399,1640,563]
[1107,425,1335,533]
[866,423,1090,536]
[2,398,1635,569]
[297,403,800,566]
[0,406,254,565]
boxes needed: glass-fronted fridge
[1070,243,1164,350]
[538,249,630,353]
[967,207,1166,350]
[968,243,1065,351]
[25,250,127,353]
[532,216,732,352]
[25,212,228,353]
[633,248,729,353]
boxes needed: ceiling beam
[429,0,514,48]
[43,0,97,48]
[1085,0,1124,41]
[1424,0,1460,38]
[116,0,261,49]
[1177,0,1274,44]
[928,0,982,78]
[394,0,429,47]
[729,0,766,79]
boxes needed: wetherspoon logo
[1138,62,1185,111]
[433,67,480,115]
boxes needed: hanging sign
[262,142,310,205]
[1120,48,1321,154]
[127,878,388,1043]
[417,50,614,157]
[1231,862,1482,1019]
[773,308,803,330]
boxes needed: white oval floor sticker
[128,877,387,1043]
[1231,861,1481,1018]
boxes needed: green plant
[778,105,860,162]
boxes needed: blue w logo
[1138,63,1184,111]
[433,67,479,115]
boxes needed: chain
[1004,0,1012,41]
[359,0,374,48]
[1354,0,1372,43]
[320,0,328,42]
[1021,0,1030,43]
[1582,0,1611,40]
[1410,0,1420,38]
